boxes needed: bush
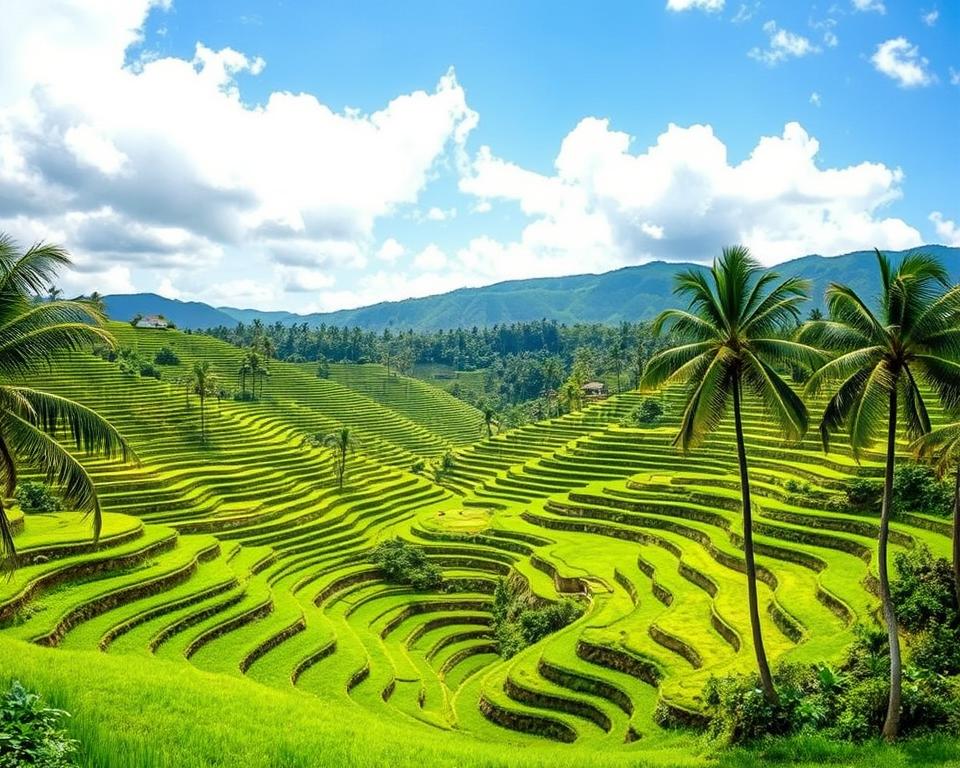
[894,463,951,517]
[844,478,881,512]
[0,680,78,768]
[371,538,443,591]
[623,398,665,427]
[891,545,960,675]
[154,346,180,365]
[91,343,117,362]
[316,357,330,379]
[490,576,584,659]
[14,482,61,513]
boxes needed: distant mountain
[103,245,959,331]
[102,293,237,329]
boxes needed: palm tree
[641,245,818,703]
[0,235,133,568]
[607,342,625,393]
[237,357,251,398]
[912,424,960,606]
[188,361,218,443]
[800,250,960,740]
[304,428,359,489]
[481,406,500,438]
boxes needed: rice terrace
[1,2,959,768]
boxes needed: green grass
[3,324,959,765]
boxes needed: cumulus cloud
[375,237,406,263]
[922,9,939,26]
[454,119,920,285]
[0,1,478,299]
[871,38,934,88]
[749,21,820,66]
[666,0,724,12]
[810,92,822,107]
[852,0,885,13]
[950,67,960,86]
[413,244,448,271]
[930,212,960,246]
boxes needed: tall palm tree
[800,250,960,740]
[912,424,960,606]
[607,342,625,393]
[0,235,133,568]
[304,428,359,489]
[188,361,218,443]
[641,245,818,703]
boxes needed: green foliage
[0,680,77,768]
[891,546,960,675]
[316,355,330,379]
[840,478,881,512]
[490,577,584,659]
[371,538,443,591]
[894,464,952,517]
[116,348,162,380]
[14,481,61,513]
[622,398,665,426]
[153,346,180,365]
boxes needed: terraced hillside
[2,325,954,759]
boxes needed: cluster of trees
[491,576,585,658]
[644,246,960,741]
[202,317,667,416]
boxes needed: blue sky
[0,0,957,311]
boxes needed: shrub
[890,545,960,675]
[622,398,665,427]
[14,482,61,513]
[0,680,78,768]
[843,478,881,512]
[316,357,330,379]
[490,576,584,659]
[91,343,117,362]
[371,538,442,591]
[894,463,951,517]
[154,346,180,365]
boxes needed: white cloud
[871,38,934,88]
[375,237,405,263]
[455,119,920,283]
[413,244,447,271]
[922,9,939,26]
[471,200,492,214]
[930,212,960,246]
[749,21,820,66]
[852,0,885,13]
[810,92,822,107]
[425,206,456,221]
[0,1,478,299]
[950,68,960,86]
[666,0,724,11]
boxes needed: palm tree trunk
[731,374,778,704]
[880,387,902,741]
[953,464,960,609]
[200,394,205,442]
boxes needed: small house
[581,381,606,397]
[135,314,169,330]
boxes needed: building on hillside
[135,314,170,329]
[581,381,607,398]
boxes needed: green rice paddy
[3,323,958,767]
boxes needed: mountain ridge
[103,245,960,331]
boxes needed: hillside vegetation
[4,321,958,765]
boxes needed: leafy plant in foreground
[0,680,77,768]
